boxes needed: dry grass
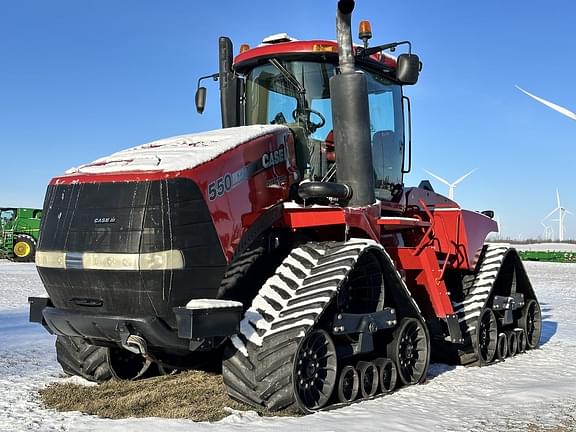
[525,419,576,432]
[40,370,295,422]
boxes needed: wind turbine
[540,221,553,241]
[543,189,573,241]
[516,86,576,121]
[496,216,503,240]
[423,169,476,200]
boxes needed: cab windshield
[0,209,15,224]
[245,60,405,201]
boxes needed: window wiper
[268,58,306,99]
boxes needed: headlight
[36,250,185,271]
[139,250,185,270]
[35,251,66,268]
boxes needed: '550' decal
[207,146,287,201]
[208,173,233,201]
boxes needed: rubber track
[222,239,387,411]
[452,244,511,364]
[217,247,264,302]
[55,335,113,382]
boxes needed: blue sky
[1,0,574,239]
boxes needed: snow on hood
[65,125,289,175]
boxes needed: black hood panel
[37,178,227,327]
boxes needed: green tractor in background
[0,207,42,262]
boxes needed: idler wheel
[476,308,498,365]
[337,365,360,403]
[389,317,429,385]
[520,299,542,349]
[374,357,397,393]
[293,329,338,411]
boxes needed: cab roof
[234,39,397,72]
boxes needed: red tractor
[30,0,541,413]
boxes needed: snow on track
[0,259,575,431]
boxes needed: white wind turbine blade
[544,207,559,220]
[452,169,477,186]
[557,188,561,208]
[516,86,576,121]
[423,169,451,186]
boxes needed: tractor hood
[64,125,289,176]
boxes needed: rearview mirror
[195,87,207,114]
[396,54,421,85]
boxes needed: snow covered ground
[1,259,575,432]
[513,242,576,252]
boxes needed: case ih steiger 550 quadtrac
[29,0,542,413]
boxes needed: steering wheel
[292,108,326,131]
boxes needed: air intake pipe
[330,0,375,207]
[219,37,240,128]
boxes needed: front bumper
[29,296,242,353]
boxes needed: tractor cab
[197,24,420,203]
[238,46,405,201]
[0,208,16,226]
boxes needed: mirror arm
[357,40,412,58]
[197,73,219,89]
[194,73,220,115]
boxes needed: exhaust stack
[330,0,375,207]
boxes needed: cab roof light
[312,44,337,53]
[239,44,250,54]
[358,20,372,48]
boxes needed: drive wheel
[519,299,542,349]
[294,329,338,412]
[12,234,36,262]
[55,336,112,382]
[476,308,498,365]
[389,317,429,385]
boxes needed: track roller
[337,365,360,403]
[374,357,397,393]
[496,332,508,361]
[506,330,518,357]
[515,328,527,353]
[356,361,379,398]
